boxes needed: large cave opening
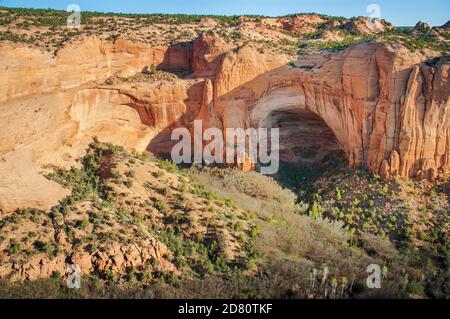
[259,108,348,191]
[261,109,343,164]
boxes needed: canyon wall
[212,41,449,180]
[0,35,448,212]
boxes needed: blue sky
[0,0,448,26]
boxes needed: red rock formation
[0,34,448,212]
[342,17,394,34]
[161,42,193,70]
[277,14,328,34]
[192,33,232,78]
[0,237,174,282]
[211,39,448,180]
[276,14,393,35]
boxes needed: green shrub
[125,170,135,178]
[157,159,178,172]
[76,218,89,229]
[335,186,342,202]
[301,36,376,52]
[123,179,134,188]
[50,271,61,281]
[250,224,260,238]
[8,242,21,255]
[152,199,168,214]
[309,202,322,219]
[33,241,52,254]
[161,186,171,196]
[152,171,164,178]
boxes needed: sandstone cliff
[0,34,448,213]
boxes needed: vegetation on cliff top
[1,6,448,55]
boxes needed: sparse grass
[300,35,376,52]
[1,139,448,299]
[186,164,450,299]
[379,28,449,53]
[0,263,391,299]
[123,179,133,188]
[156,159,179,173]
[151,199,168,214]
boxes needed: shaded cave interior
[259,108,348,189]
[261,108,343,164]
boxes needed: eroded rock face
[0,34,448,212]
[276,14,393,35]
[192,33,232,78]
[277,14,328,34]
[415,21,432,32]
[214,41,449,180]
[0,239,173,282]
[70,238,176,278]
[342,17,393,34]
[262,109,342,163]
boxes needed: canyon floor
[0,8,449,298]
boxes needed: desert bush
[152,199,168,214]
[33,240,53,254]
[7,241,21,255]
[156,159,179,172]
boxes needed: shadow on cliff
[146,80,205,156]
[143,43,447,180]
[143,66,351,198]
[144,61,294,158]
[158,41,194,79]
